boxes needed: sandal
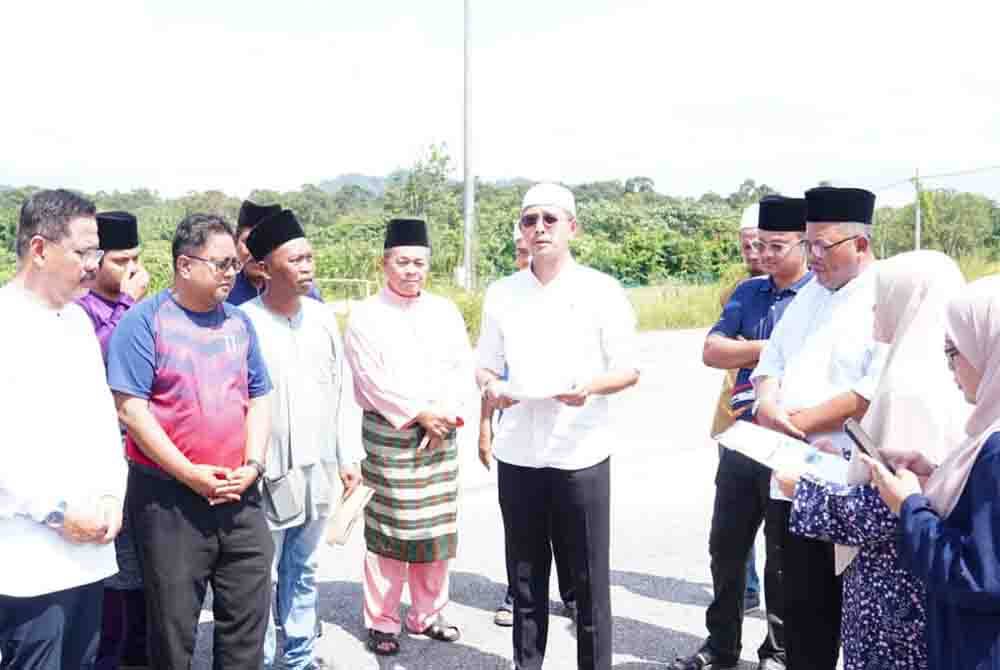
[493,607,514,627]
[407,616,461,642]
[367,629,400,656]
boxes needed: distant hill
[319,174,385,197]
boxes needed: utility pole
[461,0,476,290]
[913,167,922,250]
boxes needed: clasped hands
[182,463,259,506]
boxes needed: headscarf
[923,276,1000,518]
[835,250,967,573]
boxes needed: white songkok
[740,203,759,230]
[521,183,576,218]
[513,222,523,243]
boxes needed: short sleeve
[476,283,506,375]
[599,278,639,373]
[240,312,272,398]
[708,283,748,339]
[851,341,887,401]
[107,301,157,399]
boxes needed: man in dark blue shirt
[671,196,811,670]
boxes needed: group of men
[0,182,641,670]
[677,186,883,670]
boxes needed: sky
[1,0,998,206]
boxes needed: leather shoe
[668,646,739,670]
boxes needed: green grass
[628,282,725,331]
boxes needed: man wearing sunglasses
[106,214,274,669]
[674,196,811,670]
[478,183,640,670]
[0,190,127,669]
[752,187,887,670]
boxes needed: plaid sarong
[361,411,459,562]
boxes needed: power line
[873,164,1000,193]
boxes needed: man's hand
[60,503,110,544]
[478,431,493,471]
[861,455,923,515]
[180,464,233,502]
[416,410,459,440]
[340,464,362,497]
[555,383,590,407]
[775,469,802,499]
[212,465,260,503]
[97,496,124,543]
[121,263,150,301]
[483,380,518,411]
[756,399,806,439]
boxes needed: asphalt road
[195,328,771,669]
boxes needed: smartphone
[843,418,895,474]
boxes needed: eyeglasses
[945,342,960,371]
[804,235,862,259]
[750,239,805,258]
[35,234,104,264]
[520,212,563,229]
[184,254,243,274]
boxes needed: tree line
[2,145,998,290]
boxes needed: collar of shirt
[380,285,423,309]
[759,271,813,297]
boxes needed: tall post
[913,167,922,250]
[462,0,476,290]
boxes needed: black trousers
[0,580,103,670]
[504,524,576,607]
[127,467,274,670]
[705,448,785,663]
[498,457,612,670]
[773,498,842,670]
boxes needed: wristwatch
[245,459,266,481]
[43,501,68,530]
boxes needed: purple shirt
[75,290,136,364]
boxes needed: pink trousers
[363,551,451,634]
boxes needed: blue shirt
[226,271,324,306]
[107,289,271,471]
[708,272,813,415]
[898,433,1000,670]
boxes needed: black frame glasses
[183,254,243,274]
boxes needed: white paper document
[715,420,849,486]
[494,380,574,402]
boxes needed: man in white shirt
[478,183,640,670]
[752,186,885,670]
[0,189,126,669]
[240,208,363,670]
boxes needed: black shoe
[668,646,739,670]
[757,659,785,670]
[743,590,761,614]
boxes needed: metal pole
[914,167,921,250]
[462,0,476,290]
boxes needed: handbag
[262,469,305,524]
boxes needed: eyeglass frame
[34,234,105,264]
[803,234,864,259]
[944,340,960,371]
[749,238,806,259]
[182,254,243,274]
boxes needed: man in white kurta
[0,189,126,669]
[343,217,475,657]
[751,186,886,670]
[239,208,363,669]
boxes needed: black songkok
[96,211,140,250]
[805,187,876,225]
[246,209,305,261]
[238,200,282,231]
[758,195,807,232]
[384,218,430,249]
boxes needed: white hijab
[835,250,967,574]
[923,276,1000,518]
